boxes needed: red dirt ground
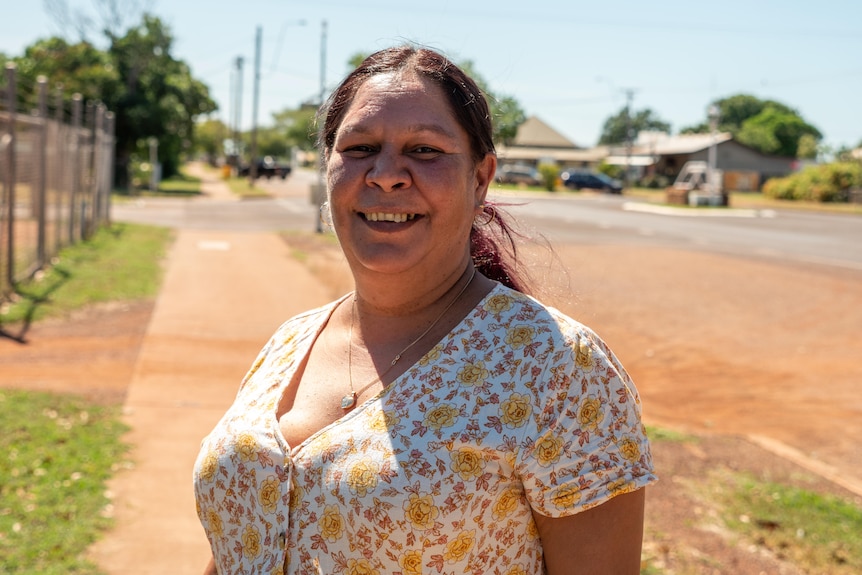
[2,235,861,574]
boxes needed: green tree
[9,37,121,110]
[108,14,216,182]
[680,94,821,158]
[736,106,822,158]
[598,108,671,145]
[192,117,229,165]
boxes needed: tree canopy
[8,12,216,185]
[598,108,671,145]
[680,94,821,158]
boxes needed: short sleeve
[514,316,657,517]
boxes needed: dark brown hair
[318,45,532,294]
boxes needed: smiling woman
[193,45,656,575]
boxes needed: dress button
[278,531,286,547]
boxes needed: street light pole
[250,26,262,182]
[707,104,720,199]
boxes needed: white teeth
[365,212,416,223]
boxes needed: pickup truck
[239,156,292,179]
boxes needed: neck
[352,257,475,318]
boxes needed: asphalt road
[113,168,862,273]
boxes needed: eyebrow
[340,122,458,140]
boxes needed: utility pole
[623,88,636,191]
[231,56,244,169]
[319,19,328,105]
[249,26,262,181]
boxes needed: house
[495,116,604,170]
[605,131,796,190]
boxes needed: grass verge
[0,223,172,326]
[711,470,862,574]
[0,389,129,574]
[224,176,271,199]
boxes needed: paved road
[114,168,862,273]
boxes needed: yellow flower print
[382,410,400,429]
[578,396,605,431]
[423,404,460,430]
[234,432,259,462]
[534,432,564,467]
[198,450,218,483]
[366,410,388,433]
[505,325,535,349]
[444,530,476,563]
[492,487,521,520]
[551,483,583,511]
[346,458,380,497]
[402,492,440,530]
[506,565,528,575]
[242,523,262,558]
[206,507,224,538]
[457,361,489,386]
[499,392,532,428]
[575,339,594,372]
[319,505,345,542]
[617,436,641,462]
[449,447,486,480]
[484,293,514,314]
[526,517,539,540]
[288,474,304,511]
[399,550,423,575]
[346,558,379,575]
[419,343,443,366]
[608,478,636,496]
[259,475,280,514]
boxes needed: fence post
[4,63,16,289]
[54,84,64,254]
[69,94,82,244]
[36,76,48,269]
[105,111,115,225]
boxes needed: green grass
[0,389,129,574]
[711,470,862,574]
[224,176,271,199]
[154,172,202,196]
[0,223,173,326]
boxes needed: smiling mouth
[361,212,419,223]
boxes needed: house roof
[511,116,579,149]
[497,145,606,163]
[627,132,734,155]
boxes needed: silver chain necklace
[342,267,477,410]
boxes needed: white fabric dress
[193,284,657,575]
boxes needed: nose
[366,149,411,192]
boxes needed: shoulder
[485,284,605,351]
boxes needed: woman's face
[326,72,495,281]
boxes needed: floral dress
[193,284,657,575]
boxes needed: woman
[194,46,656,575]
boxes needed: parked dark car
[239,156,292,179]
[495,165,542,186]
[560,170,623,193]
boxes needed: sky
[2,0,861,150]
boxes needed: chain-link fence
[0,63,115,302]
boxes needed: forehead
[338,72,461,134]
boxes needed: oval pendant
[340,393,357,410]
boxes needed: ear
[472,153,497,208]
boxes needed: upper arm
[532,488,647,575]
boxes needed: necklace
[342,267,477,410]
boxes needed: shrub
[537,162,560,191]
[763,162,862,202]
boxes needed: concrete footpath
[88,170,331,574]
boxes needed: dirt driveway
[1,226,861,574]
